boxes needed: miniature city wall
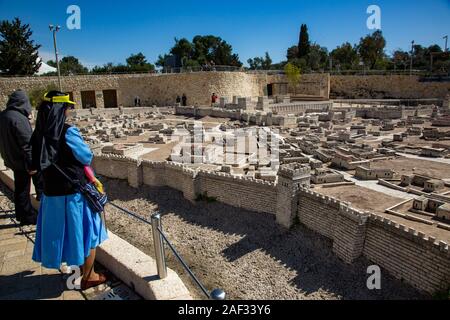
[294,188,450,294]
[0,72,329,108]
[92,154,450,294]
[92,155,278,214]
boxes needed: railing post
[151,213,167,279]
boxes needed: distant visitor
[134,96,141,107]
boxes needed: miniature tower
[444,94,450,112]
[276,163,311,228]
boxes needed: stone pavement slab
[0,186,140,300]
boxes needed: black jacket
[41,124,87,196]
[0,90,33,172]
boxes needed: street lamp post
[49,25,62,91]
[410,40,415,76]
[444,35,448,52]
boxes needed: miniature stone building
[355,166,394,180]
[436,203,450,221]
[407,127,422,136]
[423,179,445,193]
[420,146,447,158]
[310,168,344,184]
[412,196,429,211]
[102,143,144,156]
[148,134,167,144]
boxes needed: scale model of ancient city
[0,14,450,300]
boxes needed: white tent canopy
[35,57,57,75]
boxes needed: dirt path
[100,177,428,300]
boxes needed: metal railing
[107,202,225,300]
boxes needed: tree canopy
[0,17,41,75]
[247,52,273,70]
[357,30,387,69]
[159,35,242,68]
[330,42,359,70]
[47,56,88,75]
[126,52,155,72]
[297,24,310,59]
[91,52,155,74]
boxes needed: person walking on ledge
[0,90,43,225]
[31,91,108,291]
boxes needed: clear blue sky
[0,0,449,68]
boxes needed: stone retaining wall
[331,75,450,99]
[0,72,330,109]
[91,154,450,294]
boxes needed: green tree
[307,44,328,71]
[171,38,194,65]
[357,30,386,69]
[161,35,242,68]
[126,52,155,72]
[286,45,299,61]
[29,84,59,108]
[0,17,41,75]
[297,24,310,59]
[247,52,272,70]
[46,56,88,75]
[91,62,129,74]
[155,54,170,68]
[330,42,359,70]
[284,62,301,94]
[411,44,445,70]
[391,49,410,71]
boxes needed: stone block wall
[196,171,277,214]
[92,154,131,180]
[332,205,368,264]
[363,214,450,293]
[0,72,331,110]
[3,73,448,110]
[93,155,276,213]
[297,188,342,239]
[331,75,450,99]
[295,187,450,294]
[0,72,265,108]
[90,154,450,294]
[290,73,331,98]
[140,160,196,201]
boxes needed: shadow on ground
[102,177,429,300]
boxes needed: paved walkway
[0,215,85,300]
[0,185,140,300]
[340,171,415,200]
[396,153,450,165]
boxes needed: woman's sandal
[80,273,108,291]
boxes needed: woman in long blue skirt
[31,91,108,290]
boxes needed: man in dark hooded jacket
[0,90,43,225]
